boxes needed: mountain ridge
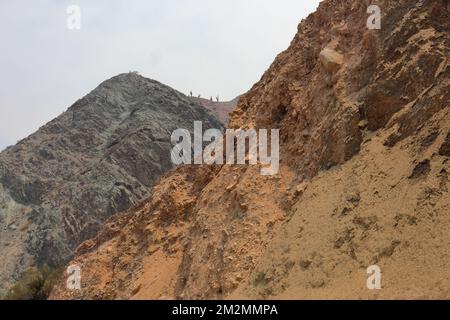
[0,72,224,294]
[189,96,240,126]
[233,0,450,296]
[50,0,449,300]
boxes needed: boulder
[319,48,344,73]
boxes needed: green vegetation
[2,266,63,300]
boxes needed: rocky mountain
[51,0,449,300]
[189,96,240,126]
[0,72,223,294]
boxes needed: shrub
[3,266,63,300]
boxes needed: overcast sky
[0,0,320,151]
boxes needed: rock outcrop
[51,0,449,300]
[319,47,344,74]
[0,73,223,294]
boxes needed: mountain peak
[0,75,224,294]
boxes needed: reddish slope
[51,0,449,300]
[189,96,239,126]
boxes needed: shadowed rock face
[0,73,223,293]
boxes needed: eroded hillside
[51,0,449,300]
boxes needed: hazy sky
[0,0,320,151]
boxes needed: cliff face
[0,73,223,294]
[51,0,449,300]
